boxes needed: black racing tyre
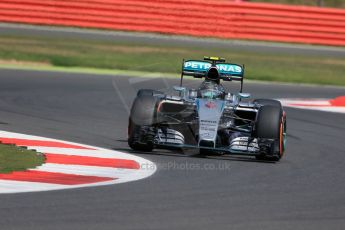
[130,95,157,126]
[254,98,287,156]
[253,99,282,114]
[253,99,282,108]
[137,89,164,97]
[254,105,283,161]
[254,105,281,139]
[128,95,158,152]
[128,119,154,152]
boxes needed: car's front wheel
[254,105,285,161]
[128,94,157,152]
[128,119,154,152]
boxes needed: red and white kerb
[279,96,345,114]
[0,131,156,194]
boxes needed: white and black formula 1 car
[128,56,286,161]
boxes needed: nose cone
[197,98,225,148]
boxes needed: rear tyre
[253,99,282,108]
[254,105,283,161]
[128,95,157,152]
[137,89,164,97]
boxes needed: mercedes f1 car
[128,57,286,161]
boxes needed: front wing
[154,128,275,156]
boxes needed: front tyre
[254,105,285,161]
[128,95,157,152]
[128,119,154,152]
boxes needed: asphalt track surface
[0,68,345,230]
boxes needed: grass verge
[0,144,44,174]
[0,35,344,86]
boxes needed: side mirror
[173,86,187,98]
[238,93,251,99]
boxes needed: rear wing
[180,58,245,91]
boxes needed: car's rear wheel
[253,99,282,108]
[137,89,164,97]
[254,99,283,114]
[254,105,285,161]
[128,95,157,152]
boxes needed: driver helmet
[198,80,225,99]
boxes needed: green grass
[251,0,345,8]
[0,35,345,86]
[0,144,45,174]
